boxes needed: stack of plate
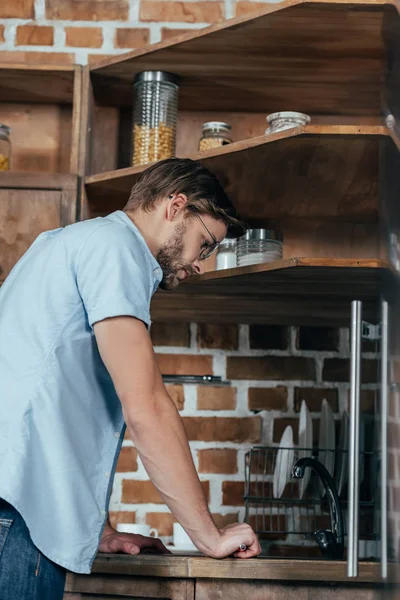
[236,229,283,267]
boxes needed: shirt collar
[106,211,163,284]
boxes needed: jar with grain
[199,121,232,151]
[132,71,179,167]
[0,124,11,171]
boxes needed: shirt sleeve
[75,223,152,328]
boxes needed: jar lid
[266,111,310,125]
[0,123,11,135]
[238,229,283,242]
[202,121,232,133]
[134,71,179,85]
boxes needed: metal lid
[134,71,179,85]
[0,123,11,136]
[238,229,283,242]
[219,237,237,248]
[202,121,231,132]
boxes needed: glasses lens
[200,243,219,260]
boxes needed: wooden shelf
[0,64,76,104]
[89,0,398,114]
[0,172,77,191]
[85,123,387,223]
[150,258,384,325]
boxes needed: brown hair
[124,158,245,238]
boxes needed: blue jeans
[0,499,66,600]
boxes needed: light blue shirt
[0,211,162,573]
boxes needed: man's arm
[94,316,260,558]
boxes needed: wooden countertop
[90,553,396,584]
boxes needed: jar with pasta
[131,71,179,167]
[0,124,11,171]
[199,121,232,151]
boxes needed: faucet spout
[292,457,345,560]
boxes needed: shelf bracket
[361,321,381,341]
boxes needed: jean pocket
[0,518,13,556]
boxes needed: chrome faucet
[292,457,345,560]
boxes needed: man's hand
[212,523,261,559]
[98,523,170,555]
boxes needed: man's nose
[192,259,205,276]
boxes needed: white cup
[116,523,158,537]
[173,523,197,550]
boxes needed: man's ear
[165,193,188,221]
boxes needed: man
[0,158,261,599]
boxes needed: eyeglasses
[193,211,220,260]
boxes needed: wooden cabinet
[0,173,77,280]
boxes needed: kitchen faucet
[292,457,345,560]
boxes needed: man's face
[156,213,227,290]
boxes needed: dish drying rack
[244,445,380,559]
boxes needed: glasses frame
[193,211,221,260]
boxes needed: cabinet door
[64,575,194,600]
[0,188,63,280]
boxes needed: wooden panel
[90,1,391,114]
[70,65,83,175]
[195,580,388,600]
[0,103,73,173]
[84,128,383,226]
[65,575,194,599]
[0,188,62,279]
[0,65,75,104]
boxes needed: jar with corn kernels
[199,121,232,151]
[0,124,11,171]
[131,71,179,167]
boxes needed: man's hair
[124,158,245,238]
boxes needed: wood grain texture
[89,1,394,114]
[86,554,397,583]
[65,574,194,599]
[0,64,75,104]
[70,66,83,175]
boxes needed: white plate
[298,400,313,499]
[335,411,349,497]
[273,425,295,499]
[318,399,336,496]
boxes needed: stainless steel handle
[348,300,362,578]
[381,300,389,579]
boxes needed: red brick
[16,25,54,46]
[322,358,378,383]
[235,2,264,16]
[65,27,103,48]
[222,481,272,506]
[140,1,224,23]
[161,27,197,41]
[0,51,74,65]
[294,387,339,413]
[166,384,184,410]
[116,446,138,472]
[248,386,288,411]
[0,0,34,18]
[146,512,175,536]
[114,28,150,49]
[249,325,288,350]
[198,449,237,474]
[212,513,239,528]
[0,26,5,43]
[109,511,136,529]
[156,353,213,375]
[182,417,261,443]
[122,479,210,503]
[197,324,238,350]
[227,356,315,381]
[46,0,129,20]
[296,326,339,351]
[197,386,236,410]
[273,418,300,445]
[346,389,376,414]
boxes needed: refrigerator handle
[348,300,362,578]
[381,300,389,579]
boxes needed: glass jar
[216,238,237,270]
[0,124,11,171]
[132,71,179,166]
[236,229,283,267]
[265,111,310,135]
[199,121,232,151]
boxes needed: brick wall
[109,322,378,546]
[0,0,273,66]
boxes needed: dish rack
[244,445,380,560]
